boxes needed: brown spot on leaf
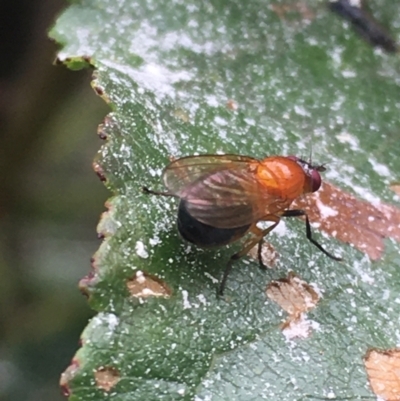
[270,2,315,21]
[93,162,106,182]
[266,272,320,339]
[248,241,279,267]
[97,124,108,140]
[90,256,97,268]
[292,182,400,261]
[104,199,113,211]
[97,209,117,238]
[364,348,400,400]
[79,255,99,298]
[93,85,104,96]
[127,271,172,298]
[267,272,319,317]
[60,359,80,397]
[226,99,239,111]
[173,108,190,123]
[94,366,120,392]
[91,81,111,102]
[79,270,97,297]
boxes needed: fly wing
[176,162,288,228]
[163,154,258,195]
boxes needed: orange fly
[143,154,341,295]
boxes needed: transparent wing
[163,154,258,195]
[166,156,289,228]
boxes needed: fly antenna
[309,129,314,166]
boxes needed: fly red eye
[311,169,322,192]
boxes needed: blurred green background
[0,1,109,400]
[2,1,399,400]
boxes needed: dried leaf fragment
[94,366,120,392]
[93,161,106,182]
[60,359,80,397]
[364,348,400,401]
[248,241,278,267]
[267,272,319,317]
[266,272,320,339]
[127,270,171,298]
[292,182,400,261]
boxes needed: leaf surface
[51,1,400,400]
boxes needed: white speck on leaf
[149,236,161,246]
[315,198,338,219]
[197,294,207,306]
[283,315,315,341]
[204,272,219,284]
[342,70,357,78]
[136,270,145,284]
[135,241,149,259]
[368,158,391,177]
[336,131,359,150]
[349,0,361,7]
[182,290,191,309]
[294,105,309,117]
[105,313,119,332]
[214,116,228,126]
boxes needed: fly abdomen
[177,199,250,248]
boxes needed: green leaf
[51,1,400,400]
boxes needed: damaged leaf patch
[364,348,400,401]
[248,241,279,268]
[266,272,320,340]
[293,182,400,261]
[94,366,121,392]
[126,270,172,298]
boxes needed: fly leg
[248,226,268,270]
[142,187,178,198]
[219,215,280,296]
[257,238,266,270]
[281,209,342,261]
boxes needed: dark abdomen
[177,200,250,248]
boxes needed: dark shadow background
[0,1,109,400]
